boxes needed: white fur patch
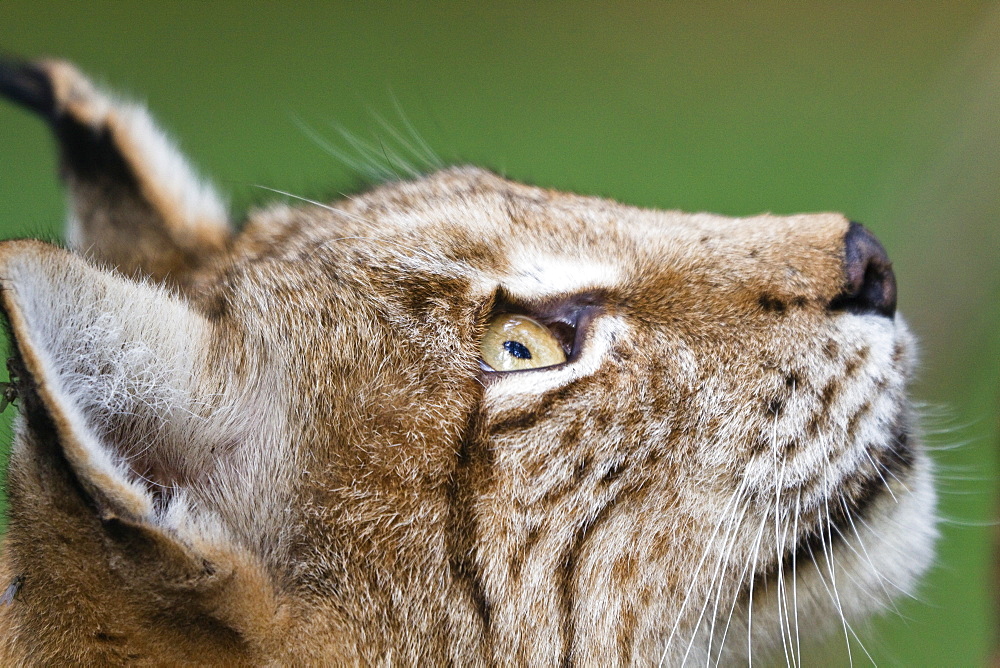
[504,253,621,300]
[55,65,229,247]
[113,100,229,228]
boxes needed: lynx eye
[480,313,568,372]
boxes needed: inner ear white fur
[0,240,210,521]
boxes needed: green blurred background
[1,2,998,665]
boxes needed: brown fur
[0,60,934,665]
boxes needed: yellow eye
[480,313,568,372]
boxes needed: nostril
[829,222,897,318]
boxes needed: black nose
[829,222,897,318]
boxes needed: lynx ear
[0,57,231,286]
[0,239,212,521]
[0,245,290,661]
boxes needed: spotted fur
[0,59,935,665]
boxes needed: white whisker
[659,487,748,666]
[820,466,854,667]
[792,488,802,668]
[367,105,442,171]
[293,116,392,180]
[694,487,753,665]
[744,498,772,668]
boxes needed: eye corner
[545,319,577,357]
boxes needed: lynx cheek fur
[0,59,935,665]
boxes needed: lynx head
[0,59,934,664]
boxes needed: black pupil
[503,340,532,360]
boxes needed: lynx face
[0,60,934,665]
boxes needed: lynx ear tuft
[0,240,211,520]
[0,57,231,286]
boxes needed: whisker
[375,132,421,178]
[250,184,352,216]
[774,459,795,668]
[659,486,749,666]
[711,513,762,667]
[935,515,1000,527]
[744,497,773,668]
[792,488,802,668]
[368,105,442,171]
[695,488,754,665]
[819,464,854,667]
[388,91,444,168]
[837,496,907,608]
[862,449,898,503]
[292,115,391,180]
[333,122,414,179]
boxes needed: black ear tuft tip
[0,55,56,121]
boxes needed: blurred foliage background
[1,2,997,665]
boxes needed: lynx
[0,58,935,665]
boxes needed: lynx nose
[829,222,897,318]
